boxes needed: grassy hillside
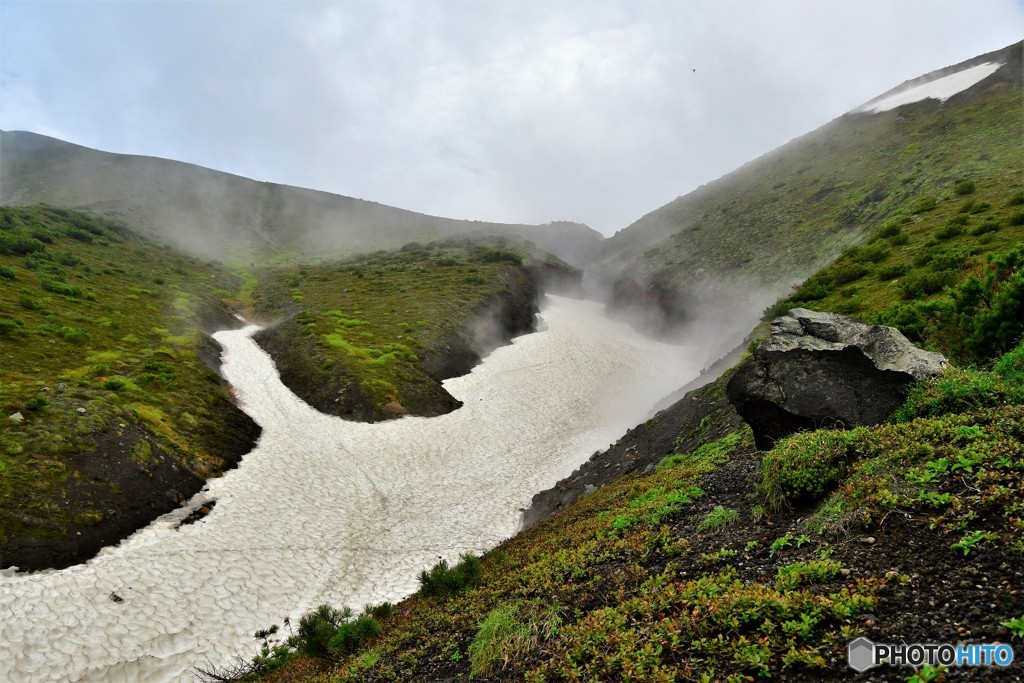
[249,239,576,421]
[0,205,260,569]
[762,186,1024,362]
[0,132,603,266]
[1,208,581,570]
[215,210,1024,683]
[210,46,1024,681]
[591,41,1023,325]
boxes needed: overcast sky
[1,1,1022,235]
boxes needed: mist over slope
[0,132,603,267]
[2,40,1019,338]
[591,40,1023,332]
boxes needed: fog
[2,1,1021,236]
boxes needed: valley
[0,39,1022,683]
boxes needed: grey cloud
[2,0,1021,234]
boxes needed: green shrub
[0,265,16,280]
[104,376,131,391]
[697,506,740,531]
[889,232,910,246]
[366,602,394,620]
[328,613,381,656]
[25,397,49,411]
[877,264,909,281]
[893,367,1024,421]
[758,429,862,509]
[138,357,178,387]
[867,302,927,341]
[762,299,794,319]
[994,340,1024,385]
[477,249,522,265]
[40,278,82,297]
[970,218,1000,236]
[930,246,1024,363]
[911,196,939,214]
[1009,210,1024,226]
[832,263,870,285]
[953,178,977,196]
[295,605,363,657]
[959,199,990,214]
[913,250,935,267]
[66,228,93,243]
[418,553,483,597]
[898,271,958,299]
[0,318,24,335]
[31,228,56,243]
[1007,191,1024,206]
[936,219,965,240]
[791,276,833,302]
[18,295,44,311]
[835,295,863,314]
[875,221,903,239]
[56,326,89,343]
[929,245,974,272]
[0,231,47,256]
[54,251,82,266]
[852,241,891,263]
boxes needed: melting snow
[0,296,700,682]
[856,61,1003,113]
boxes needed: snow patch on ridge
[855,61,1003,114]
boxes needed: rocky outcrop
[726,308,947,450]
[421,266,544,380]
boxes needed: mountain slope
[591,40,1023,333]
[0,132,603,266]
[0,205,261,570]
[235,41,1024,683]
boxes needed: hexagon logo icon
[848,637,876,672]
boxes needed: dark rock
[726,307,946,450]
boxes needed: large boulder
[727,308,947,449]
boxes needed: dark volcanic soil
[517,357,1024,682]
[655,447,1024,682]
[1,334,261,572]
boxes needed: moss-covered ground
[249,239,568,419]
[0,206,261,566]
